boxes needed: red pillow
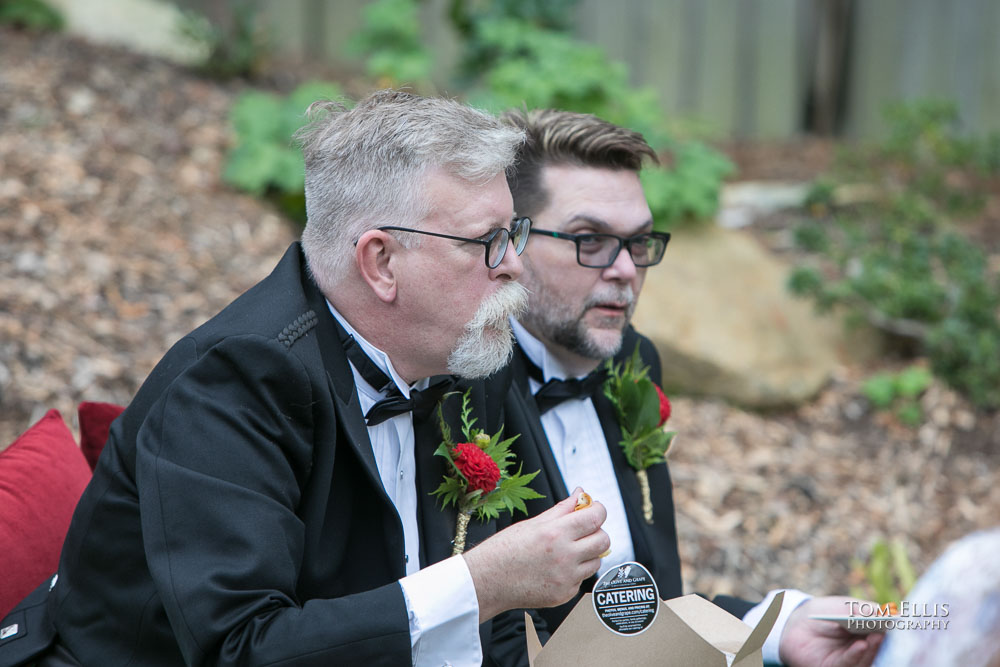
[0,410,92,617]
[77,401,125,471]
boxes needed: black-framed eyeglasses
[378,216,531,269]
[529,228,671,268]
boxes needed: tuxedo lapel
[301,264,390,505]
[593,376,656,572]
[509,347,569,502]
[414,381,505,566]
[413,391,460,567]
[598,328,683,597]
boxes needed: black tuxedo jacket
[30,243,520,666]
[500,326,755,635]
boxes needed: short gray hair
[296,90,524,292]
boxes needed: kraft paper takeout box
[525,591,785,667]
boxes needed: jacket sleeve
[137,334,412,666]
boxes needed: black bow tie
[336,320,457,427]
[364,376,457,426]
[521,349,607,415]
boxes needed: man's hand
[779,596,884,667]
[463,488,609,622]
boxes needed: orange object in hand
[574,491,611,558]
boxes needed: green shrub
[0,0,63,30]
[788,99,1000,409]
[177,3,268,79]
[224,81,344,223]
[227,1,731,232]
[850,538,917,606]
[347,0,432,88]
[343,0,731,230]
[464,14,733,229]
[861,366,933,426]
[448,0,578,81]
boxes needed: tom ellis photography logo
[845,601,951,631]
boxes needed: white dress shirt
[511,320,810,664]
[329,303,480,667]
[511,318,635,578]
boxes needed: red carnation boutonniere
[432,388,543,555]
[603,343,676,524]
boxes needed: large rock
[47,0,206,65]
[632,224,877,408]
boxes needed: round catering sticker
[591,561,660,636]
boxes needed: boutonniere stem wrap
[603,344,676,524]
[432,388,543,555]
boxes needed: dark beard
[547,313,625,361]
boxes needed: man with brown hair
[496,107,884,666]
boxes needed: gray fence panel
[178,0,1000,140]
[845,0,1000,138]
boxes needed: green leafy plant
[457,15,732,230]
[177,3,268,79]
[788,99,1000,409]
[448,0,578,81]
[347,0,432,89]
[0,0,63,31]
[233,1,732,233]
[850,538,917,606]
[224,81,344,223]
[861,365,933,427]
[345,0,732,230]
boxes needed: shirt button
[399,470,404,479]
[405,555,409,563]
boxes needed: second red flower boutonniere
[603,343,676,524]
[432,388,543,555]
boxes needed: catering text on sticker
[591,561,659,636]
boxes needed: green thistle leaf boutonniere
[603,343,676,524]
[431,388,544,555]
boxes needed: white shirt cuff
[742,589,812,665]
[399,555,481,667]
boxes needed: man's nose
[601,245,637,282]
[491,237,524,281]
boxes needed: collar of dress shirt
[510,317,591,383]
[326,301,429,400]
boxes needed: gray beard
[447,281,529,378]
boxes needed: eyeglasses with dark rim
[529,228,671,268]
[377,216,531,269]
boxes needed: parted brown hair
[500,108,658,217]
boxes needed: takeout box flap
[732,591,784,664]
[527,594,727,666]
[525,611,544,664]
[525,591,786,667]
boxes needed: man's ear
[355,229,397,303]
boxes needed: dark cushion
[77,401,124,471]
